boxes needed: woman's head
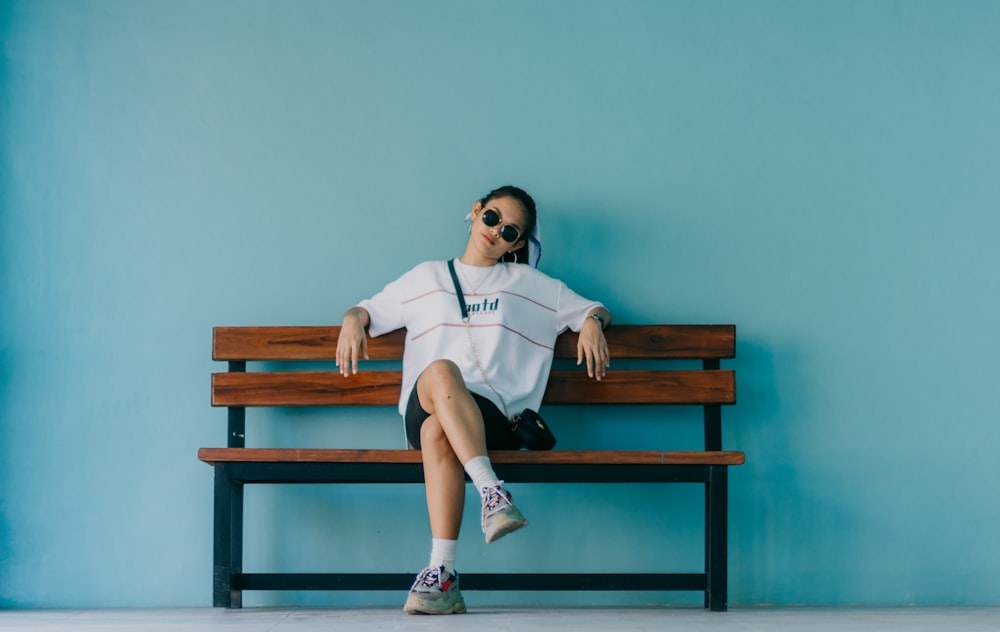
[476,185,536,264]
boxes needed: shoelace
[417,567,441,588]
[481,483,511,517]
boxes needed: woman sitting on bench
[336,185,611,615]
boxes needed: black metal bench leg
[704,479,711,610]
[230,476,244,609]
[213,464,244,608]
[706,466,729,611]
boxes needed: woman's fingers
[578,337,610,380]
[336,330,367,377]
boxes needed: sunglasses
[481,208,521,243]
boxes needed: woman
[336,185,611,615]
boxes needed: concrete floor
[1,607,998,631]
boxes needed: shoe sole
[484,511,528,544]
[403,595,467,615]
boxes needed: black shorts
[404,385,521,451]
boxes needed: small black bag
[510,409,557,450]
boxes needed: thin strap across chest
[447,259,469,321]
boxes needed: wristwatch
[590,313,606,329]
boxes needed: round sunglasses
[481,208,521,243]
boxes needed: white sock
[463,455,500,496]
[430,538,457,574]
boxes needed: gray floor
[1,607,998,631]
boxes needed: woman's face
[469,196,528,259]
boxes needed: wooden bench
[199,324,744,611]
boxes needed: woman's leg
[416,360,488,463]
[416,360,488,538]
[414,360,526,543]
[404,361,527,614]
[419,416,467,538]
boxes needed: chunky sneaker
[403,566,466,615]
[481,482,528,544]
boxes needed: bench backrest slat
[212,369,735,407]
[213,325,735,362]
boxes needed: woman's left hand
[577,315,611,381]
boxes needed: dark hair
[479,185,537,264]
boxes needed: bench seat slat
[212,369,735,407]
[213,325,735,362]
[544,370,735,405]
[212,370,403,407]
[198,447,745,466]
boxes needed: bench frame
[200,325,742,611]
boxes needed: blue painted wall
[2,0,999,608]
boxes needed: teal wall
[3,0,999,608]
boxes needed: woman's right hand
[336,307,370,377]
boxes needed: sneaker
[403,566,466,615]
[481,482,528,544]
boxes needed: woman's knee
[419,359,464,387]
[417,360,469,410]
[420,416,455,457]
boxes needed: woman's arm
[336,306,371,377]
[577,307,612,381]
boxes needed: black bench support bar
[233,572,708,592]
[226,362,246,448]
